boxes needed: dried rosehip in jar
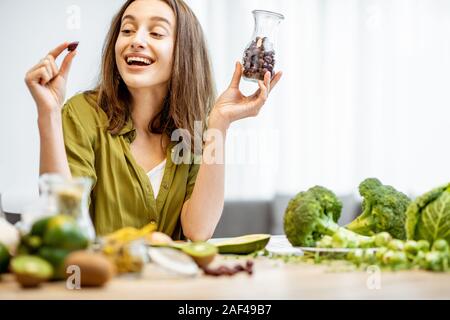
[242,10,284,82]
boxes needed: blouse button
[150,220,157,225]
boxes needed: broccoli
[284,186,371,247]
[345,178,411,240]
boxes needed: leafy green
[406,183,450,243]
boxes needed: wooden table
[1,256,449,300]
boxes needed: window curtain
[186,0,450,200]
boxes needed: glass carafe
[242,10,284,82]
[39,174,96,241]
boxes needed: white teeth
[126,56,152,65]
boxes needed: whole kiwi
[64,251,115,287]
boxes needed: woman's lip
[125,63,153,71]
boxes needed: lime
[38,247,71,280]
[30,216,53,237]
[43,215,89,251]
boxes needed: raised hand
[210,62,282,129]
[25,42,77,116]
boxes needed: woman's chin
[122,76,159,89]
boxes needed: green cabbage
[406,183,450,243]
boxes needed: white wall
[0,0,124,210]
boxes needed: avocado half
[214,234,271,254]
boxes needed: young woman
[24,0,282,241]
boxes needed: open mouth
[125,56,154,67]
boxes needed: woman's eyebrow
[121,14,172,27]
[121,14,135,23]
[149,16,172,27]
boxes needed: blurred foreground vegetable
[101,223,157,273]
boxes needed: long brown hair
[85,0,216,147]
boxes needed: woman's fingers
[59,50,76,80]
[39,66,52,86]
[41,59,54,81]
[258,73,269,101]
[45,55,60,78]
[245,73,269,114]
[221,67,282,120]
[269,71,282,93]
[26,56,61,86]
[264,71,271,93]
[29,42,69,73]
[28,66,52,86]
[249,71,282,99]
[25,65,47,86]
[244,72,273,117]
[48,42,76,80]
[251,72,269,101]
[28,57,50,74]
[26,42,73,83]
[48,42,70,60]
[228,61,242,89]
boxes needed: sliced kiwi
[10,255,53,288]
[180,242,218,268]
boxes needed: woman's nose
[131,29,146,49]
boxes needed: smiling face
[115,0,176,90]
[95,0,215,141]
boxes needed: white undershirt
[147,160,167,199]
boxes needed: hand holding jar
[209,10,284,130]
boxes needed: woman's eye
[150,32,163,38]
[121,29,133,35]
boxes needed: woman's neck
[128,85,167,135]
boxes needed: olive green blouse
[61,93,199,239]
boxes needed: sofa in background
[213,194,361,237]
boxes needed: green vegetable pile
[344,236,448,272]
[16,215,89,280]
[283,178,450,272]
